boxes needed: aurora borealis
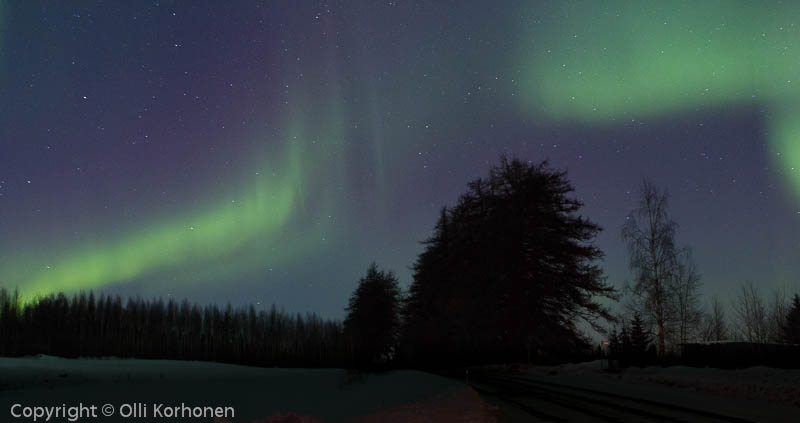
[1,1,799,316]
[519,0,800,198]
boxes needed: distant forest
[0,288,350,367]
[2,157,800,370]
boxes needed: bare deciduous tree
[622,180,695,356]
[732,281,768,343]
[766,286,789,343]
[700,296,728,342]
[672,249,702,344]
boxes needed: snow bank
[508,360,800,418]
[515,359,800,408]
[621,365,800,407]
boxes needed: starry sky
[1,0,799,318]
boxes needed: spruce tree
[628,313,652,366]
[344,263,402,367]
[402,156,615,365]
[783,294,800,344]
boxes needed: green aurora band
[10,137,305,302]
[1,31,358,301]
[7,1,800,301]
[519,0,800,198]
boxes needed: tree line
[1,157,615,369]
[0,288,350,367]
[2,156,799,370]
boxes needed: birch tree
[622,180,701,356]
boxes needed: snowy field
[0,356,496,423]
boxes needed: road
[467,369,756,423]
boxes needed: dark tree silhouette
[0,288,20,356]
[402,156,615,366]
[344,263,402,367]
[0,287,351,368]
[609,314,654,367]
[783,294,800,344]
[626,313,654,366]
[609,328,623,360]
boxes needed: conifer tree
[344,263,402,367]
[403,156,615,365]
[783,294,800,344]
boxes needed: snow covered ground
[8,356,797,422]
[0,356,496,423]
[502,361,800,422]
[612,363,800,408]
[520,360,800,408]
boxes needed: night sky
[1,1,799,318]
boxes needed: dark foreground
[467,365,800,423]
[0,356,491,423]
